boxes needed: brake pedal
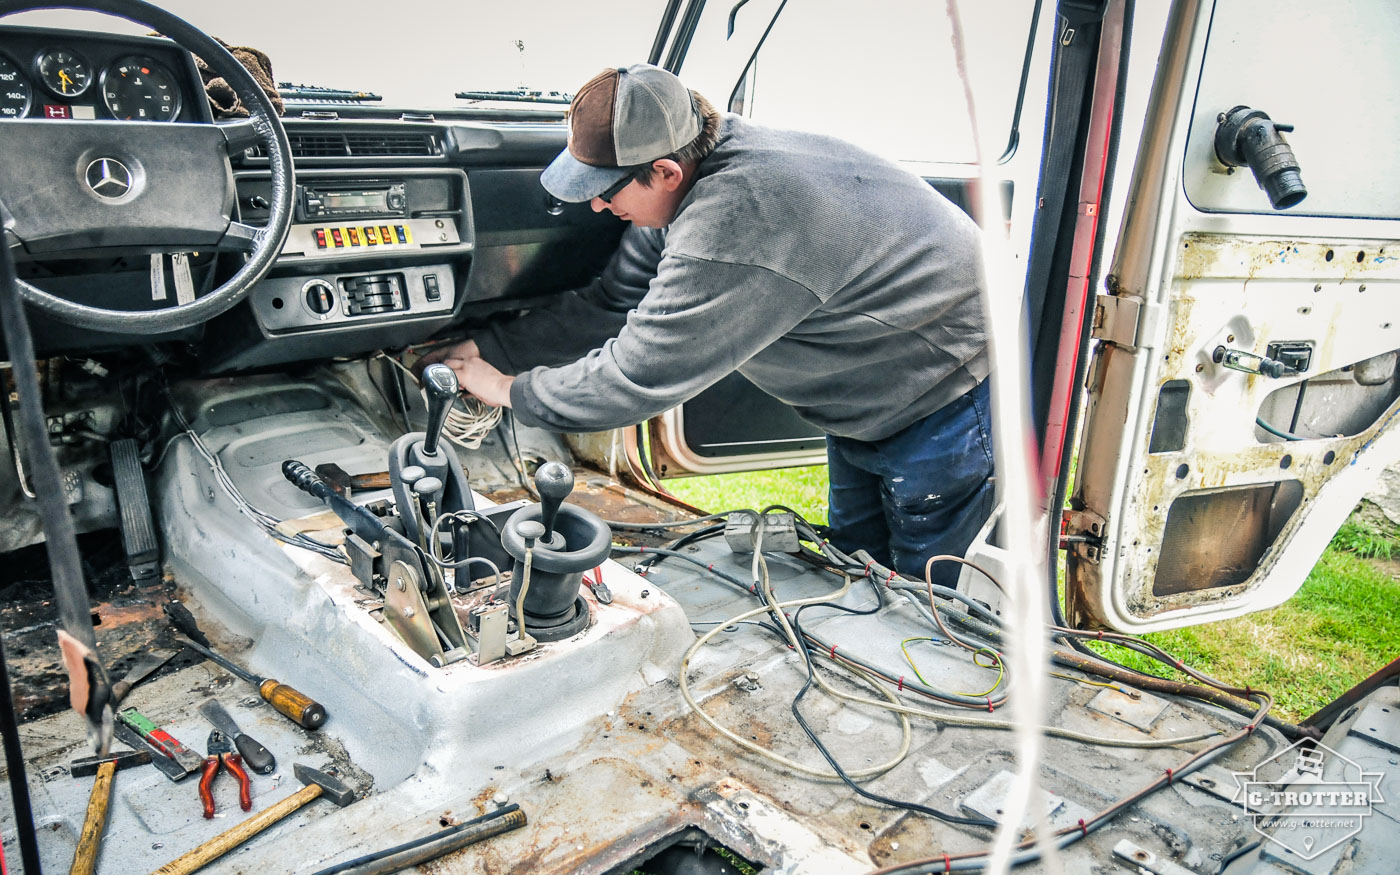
[110,438,158,581]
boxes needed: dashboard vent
[345,132,438,156]
[288,132,349,157]
[246,130,442,160]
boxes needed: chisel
[110,648,178,704]
[113,720,191,781]
[116,708,206,774]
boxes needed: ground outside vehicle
[0,0,1396,873]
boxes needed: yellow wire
[899,637,936,685]
[898,638,1005,697]
[1049,671,1140,698]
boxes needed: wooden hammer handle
[148,784,322,875]
[69,759,117,875]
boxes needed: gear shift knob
[535,461,573,543]
[421,363,459,457]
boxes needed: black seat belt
[0,199,114,873]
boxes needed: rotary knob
[302,279,336,317]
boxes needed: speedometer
[0,54,32,119]
[101,57,180,121]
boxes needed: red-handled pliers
[199,729,252,818]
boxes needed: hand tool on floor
[198,730,252,819]
[176,636,326,730]
[111,649,178,704]
[68,749,152,875]
[148,763,356,875]
[315,462,392,496]
[113,720,193,782]
[197,699,275,774]
[162,603,327,729]
[117,708,207,775]
[309,804,527,875]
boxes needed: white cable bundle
[432,388,503,450]
[376,352,503,450]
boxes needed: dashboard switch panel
[252,265,455,333]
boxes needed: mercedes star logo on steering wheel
[84,158,133,199]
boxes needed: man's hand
[444,355,515,409]
[415,338,481,374]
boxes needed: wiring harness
[612,506,1276,871]
[163,384,348,566]
[375,352,502,449]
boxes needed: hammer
[315,462,392,496]
[68,749,153,875]
[148,763,356,875]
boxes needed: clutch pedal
[110,438,159,581]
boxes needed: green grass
[662,465,1400,723]
[1085,547,1400,720]
[664,465,830,525]
[1332,516,1398,560]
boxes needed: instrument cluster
[1,27,196,122]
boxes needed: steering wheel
[0,0,293,334]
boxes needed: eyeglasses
[598,170,639,204]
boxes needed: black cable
[1255,416,1306,442]
[631,522,726,573]
[1288,380,1308,434]
[1,203,58,874]
[785,589,998,829]
[613,545,755,594]
[389,355,412,434]
[633,422,666,490]
[1215,839,1262,874]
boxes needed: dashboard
[0,22,622,373]
[0,25,206,122]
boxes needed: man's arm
[509,254,821,432]
[470,225,665,372]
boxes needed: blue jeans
[826,380,994,588]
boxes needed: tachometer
[101,57,180,121]
[35,48,92,98]
[0,54,32,119]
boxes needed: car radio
[298,180,408,220]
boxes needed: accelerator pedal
[110,438,158,581]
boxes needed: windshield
[6,1,663,108]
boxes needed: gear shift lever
[421,363,458,457]
[535,461,573,545]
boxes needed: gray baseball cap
[541,64,702,203]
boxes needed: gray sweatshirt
[472,114,988,443]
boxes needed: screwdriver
[179,637,327,730]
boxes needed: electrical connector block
[724,512,800,554]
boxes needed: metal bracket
[468,603,509,666]
[1111,840,1201,875]
[1091,294,1160,350]
[378,538,469,667]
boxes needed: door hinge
[1091,294,1160,350]
[1061,508,1106,562]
